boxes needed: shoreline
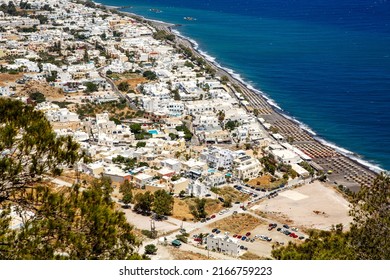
[132,14,384,174]
[96,2,382,191]
[162,25,383,174]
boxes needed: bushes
[144,244,158,255]
[143,70,157,80]
[118,81,129,92]
[29,91,45,103]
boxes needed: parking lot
[250,181,352,231]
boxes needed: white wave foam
[171,30,199,49]
[314,137,384,173]
[171,25,384,173]
[284,114,317,136]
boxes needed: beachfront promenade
[152,21,378,192]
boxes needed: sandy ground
[122,208,180,234]
[117,180,352,260]
[251,181,352,231]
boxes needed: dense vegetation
[0,99,144,259]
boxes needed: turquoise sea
[99,0,390,171]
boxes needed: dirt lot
[248,175,272,187]
[0,73,24,86]
[111,73,147,92]
[122,207,179,234]
[172,197,224,221]
[207,213,263,235]
[239,252,266,260]
[167,246,214,260]
[247,175,285,190]
[214,186,250,203]
[16,81,64,98]
[172,198,193,221]
[250,181,352,231]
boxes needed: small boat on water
[149,8,162,13]
[184,17,197,21]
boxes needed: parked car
[246,232,251,236]
[241,236,247,241]
[215,230,221,234]
[218,197,225,202]
[277,227,282,231]
[259,235,267,241]
[266,237,272,242]
[233,234,237,238]
[283,224,289,229]
[237,235,242,239]
[212,228,218,233]
[299,236,305,240]
[210,215,216,219]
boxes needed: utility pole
[150,219,157,238]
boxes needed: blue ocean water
[99,0,390,171]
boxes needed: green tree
[119,181,133,208]
[29,91,46,103]
[118,81,129,92]
[272,225,355,260]
[136,142,146,148]
[225,120,238,131]
[0,99,79,204]
[134,191,154,214]
[169,133,178,140]
[179,190,186,198]
[220,75,229,84]
[144,244,158,255]
[152,190,174,216]
[46,71,58,82]
[122,192,132,208]
[143,70,157,80]
[184,61,194,68]
[84,82,98,93]
[0,179,144,259]
[349,173,390,259]
[223,197,232,208]
[130,123,142,134]
[190,198,207,220]
[172,89,180,101]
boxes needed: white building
[270,149,301,165]
[187,180,209,197]
[233,155,262,180]
[133,173,154,189]
[0,86,13,96]
[206,234,240,256]
[200,147,244,169]
[160,158,182,173]
[45,108,80,123]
